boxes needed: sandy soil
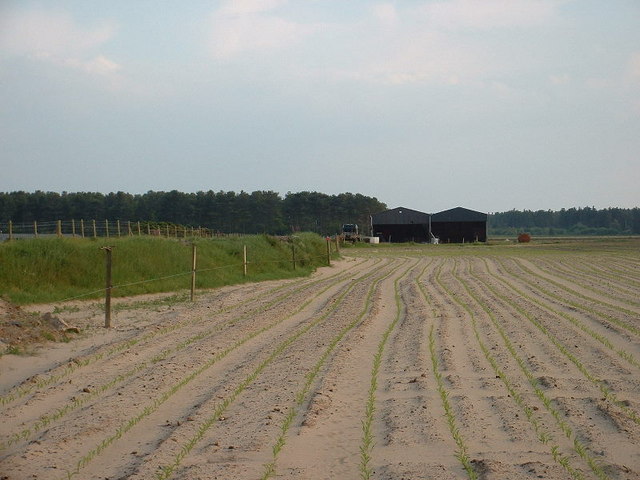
[1,246,639,480]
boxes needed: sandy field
[1,241,639,480]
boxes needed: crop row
[431,259,598,478]
[0,275,311,407]
[1,258,372,418]
[358,259,417,479]
[452,259,609,479]
[504,257,640,337]
[545,255,640,298]
[484,259,640,425]
[153,259,397,479]
[260,259,402,479]
[1,265,362,452]
[62,258,396,479]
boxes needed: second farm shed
[371,206,487,243]
[431,207,487,243]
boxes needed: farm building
[431,207,488,243]
[370,207,431,243]
[371,206,487,243]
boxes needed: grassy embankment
[0,233,335,305]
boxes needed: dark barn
[431,207,487,243]
[371,206,488,243]
[371,207,431,243]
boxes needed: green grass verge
[0,233,336,305]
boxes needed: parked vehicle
[341,224,359,242]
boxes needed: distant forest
[1,191,638,236]
[489,207,640,236]
[0,190,387,236]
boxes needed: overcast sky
[1,1,638,213]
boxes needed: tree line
[489,207,640,236]
[2,191,638,237]
[0,190,387,236]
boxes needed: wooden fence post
[190,244,197,302]
[326,237,331,266]
[92,220,97,238]
[137,221,141,236]
[72,219,76,237]
[117,220,121,237]
[101,246,113,328]
[8,220,13,241]
[243,245,248,277]
[105,220,110,238]
[34,221,38,238]
[291,241,296,270]
[80,219,85,238]
[56,220,62,238]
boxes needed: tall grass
[0,233,334,305]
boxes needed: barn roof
[371,207,430,225]
[432,207,487,222]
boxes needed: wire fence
[12,237,338,328]
[0,219,243,241]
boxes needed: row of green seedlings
[0,280,286,407]
[537,257,640,308]
[0,259,359,411]
[428,326,478,479]
[431,261,586,479]
[488,258,640,425]
[155,259,393,480]
[1,333,145,407]
[596,251,640,269]
[2,298,261,447]
[507,257,640,337]
[596,255,640,279]
[16,261,372,456]
[568,256,640,296]
[3,324,219,450]
[359,260,417,480]
[62,261,379,480]
[480,258,640,371]
[561,255,640,299]
[574,257,640,291]
[0,286,280,441]
[260,260,399,478]
[454,259,609,479]
[414,259,477,479]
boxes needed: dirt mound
[0,297,23,320]
[0,298,78,354]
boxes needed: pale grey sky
[1,0,639,213]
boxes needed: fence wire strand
[18,240,337,306]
